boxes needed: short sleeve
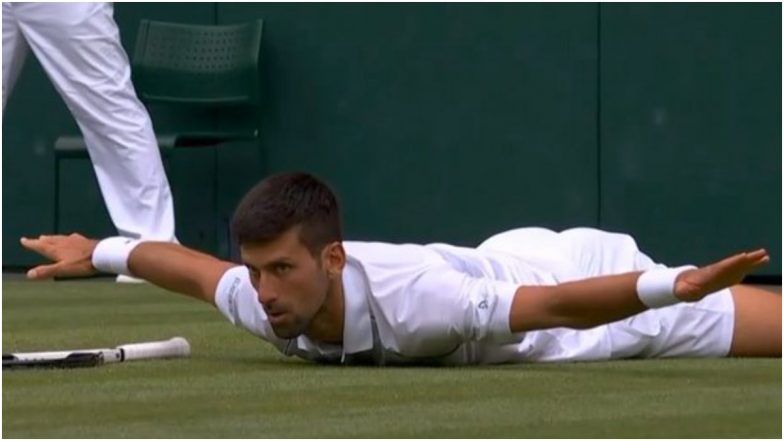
[214,266,251,325]
[407,265,519,341]
[214,266,285,347]
[370,263,520,357]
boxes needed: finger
[750,254,770,267]
[721,250,767,269]
[20,237,56,259]
[26,263,61,280]
[747,248,768,258]
[733,250,769,269]
[744,249,768,260]
[20,237,42,251]
[716,252,751,270]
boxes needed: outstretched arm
[509,249,770,332]
[20,234,236,305]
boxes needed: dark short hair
[231,171,343,255]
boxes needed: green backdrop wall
[2,3,780,276]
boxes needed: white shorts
[477,227,736,361]
[606,288,734,358]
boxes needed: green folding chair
[53,19,264,233]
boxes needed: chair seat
[156,130,258,148]
[54,130,258,157]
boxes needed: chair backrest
[132,20,264,106]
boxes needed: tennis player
[20,172,781,365]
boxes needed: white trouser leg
[2,3,30,110]
[11,2,176,241]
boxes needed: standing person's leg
[2,3,29,110]
[13,2,176,242]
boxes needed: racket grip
[118,337,191,361]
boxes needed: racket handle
[118,337,191,361]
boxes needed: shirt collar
[340,255,374,361]
[288,255,374,362]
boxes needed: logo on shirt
[476,293,490,309]
[228,277,241,320]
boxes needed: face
[240,226,344,339]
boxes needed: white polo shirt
[214,236,611,365]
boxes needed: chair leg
[213,146,221,257]
[53,154,60,234]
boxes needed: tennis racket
[2,336,191,369]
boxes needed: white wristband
[92,237,143,277]
[636,265,697,309]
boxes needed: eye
[274,263,292,275]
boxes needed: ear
[321,242,346,278]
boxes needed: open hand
[674,249,770,302]
[20,233,99,279]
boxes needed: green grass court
[3,280,780,438]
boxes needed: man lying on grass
[21,172,781,365]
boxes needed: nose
[256,271,278,306]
